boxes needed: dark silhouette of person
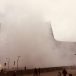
[62,69,67,76]
[38,68,40,76]
[13,71,16,76]
[33,68,38,76]
[69,74,72,76]
[0,69,4,76]
[58,72,61,76]
[1,69,3,73]
[24,66,26,71]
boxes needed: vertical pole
[17,56,21,70]
[6,58,10,70]
[14,61,15,70]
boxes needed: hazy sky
[0,0,76,41]
[0,0,76,68]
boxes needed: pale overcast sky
[0,0,76,68]
[0,0,76,41]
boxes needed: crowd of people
[58,69,72,76]
[0,68,74,76]
[33,68,40,76]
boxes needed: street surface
[22,69,76,76]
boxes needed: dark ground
[22,69,76,76]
